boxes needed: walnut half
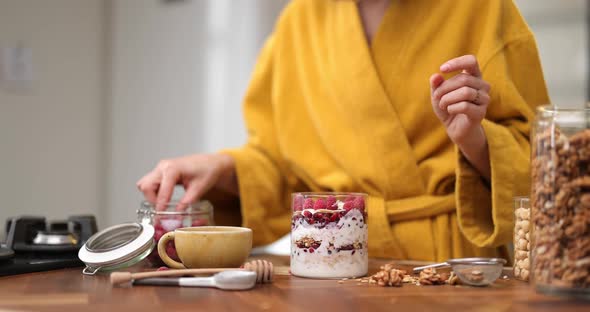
[370,263,406,287]
[419,268,447,286]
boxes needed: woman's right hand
[136,153,238,211]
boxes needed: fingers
[156,174,179,211]
[432,73,490,101]
[429,73,445,94]
[440,54,482,78]
[176,181,205,211]
[439,86,490,111]
[137,154,222,212]
[447,101,486,121]
[136,172,160,205]
[154,161,180,211]
[430,73,448,121]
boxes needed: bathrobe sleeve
[456,34,550,248]
[221,35,297,246]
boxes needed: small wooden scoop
[110,259,273,286]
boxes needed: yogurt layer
[291,208,368,278]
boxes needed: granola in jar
[531,106,590,298]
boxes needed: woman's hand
[136,153,238,211]
[430,55,491,180]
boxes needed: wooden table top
[0,256,588,312]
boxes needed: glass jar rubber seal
[78,222,154,275]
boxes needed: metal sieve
[413,257,507,286]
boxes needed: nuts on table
[368,262,445,287]
[365,262,490,288]
[418,268,447,286]
[467,269,484,283]
[370,263,406,287]
[447,272,462,285]
[456,268,485,283]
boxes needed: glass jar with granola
[531,106,590,299]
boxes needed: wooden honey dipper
[110,259,274,286]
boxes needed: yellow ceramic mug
[157,226,253,269]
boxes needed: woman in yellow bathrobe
[137,0,549,261]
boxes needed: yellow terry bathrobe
[223,0,549,261]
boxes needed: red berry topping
[330,213,340,222]
[303,198,314,209]
[353,196,365,210]
[326,196,337,210]
[309,247,315,253]
[345,195,355,203]
[293,195,304,211]
[303,210,312,218]
[343,201,353,212]
[314,198,327,210]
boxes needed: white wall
[515,0,588,107]
[106,0,288,226]
[0,0,106,238]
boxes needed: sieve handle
[412,262,450,274]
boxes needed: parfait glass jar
[290,192,368,279]
[137,200,214,267]
[530,106,590,299]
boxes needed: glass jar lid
[78,222,154,275]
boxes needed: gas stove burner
[4,215,96,253]
[0,246,14,261]
[1,215,97,277]
[33,231,78,246]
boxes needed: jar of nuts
[513,197,530,281]
[531,106,590,299]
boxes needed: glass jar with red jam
[290,192,368,278]
[137,200,214,267]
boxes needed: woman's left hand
[429,54,491,145]
[430,54,491,180]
